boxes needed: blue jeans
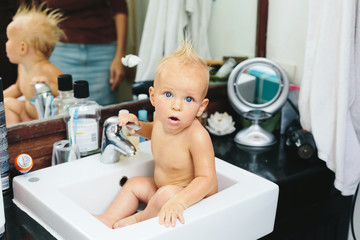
[49,42,117,106]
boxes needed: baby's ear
[20,41,28,55]
[149,86,155,107]
[196,98,209,117]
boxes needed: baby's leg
[4,98,33,125]
[113,185,183,228]
[94,176,157,228]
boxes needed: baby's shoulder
[186,120,210,142]
[37,62,62,79]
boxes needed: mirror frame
[227,57,289,115]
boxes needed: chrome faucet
[100,116,137,163]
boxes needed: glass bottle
[65,80,101,157]
[0,77,9,193]
[51,74,75,117]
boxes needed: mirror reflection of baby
[95,40,218,229]
[4,3,64,125]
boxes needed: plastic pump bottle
[65,80,101,157]
[51,74,75,117]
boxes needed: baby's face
[150,66,209,134]
[5,21,22,64]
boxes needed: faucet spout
[101,116,136,164]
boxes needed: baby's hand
[117,112,139,135]
[30,76,49,86]
[158,199,185,228]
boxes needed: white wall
[266,0,309,86]
[208,0,258,60]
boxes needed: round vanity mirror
[227,58,289,147]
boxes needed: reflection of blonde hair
[155,38,209,95]
[13,3,65,58]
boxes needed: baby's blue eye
[185,97,193,103]
[165,92,172,98]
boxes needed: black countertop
[0,133,351,240]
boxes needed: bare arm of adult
[110,13,127,91]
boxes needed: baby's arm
[118,112,153,139]
[158,127,217,227]
[3,82,21,99]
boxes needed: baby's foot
[112,215,137,229]
[93,214,113,228]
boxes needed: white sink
[13,141,278,240]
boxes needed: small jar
[15,153,34,174]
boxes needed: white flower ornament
[206,112,236,136]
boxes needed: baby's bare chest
[151,135,193,171]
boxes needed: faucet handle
[125,122,141,131]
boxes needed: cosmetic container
[15,154,34,174]
[0,78,9,192]
[138,109,147,142]
[0,180,5,237]
[65,80,101,157]
[215,58,237,77]
[51,74,75,116]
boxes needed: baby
[4,3,64,125]
[95,40,218,228]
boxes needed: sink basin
[13,141,278,240]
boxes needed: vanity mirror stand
[227,58,289,147]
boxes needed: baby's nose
[171,99,182,111]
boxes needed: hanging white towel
[135,0,213,82]
[299,0,360,195]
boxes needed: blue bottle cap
[138,109,148,121]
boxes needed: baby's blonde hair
[13,2,65,58]
[155,38,209,96]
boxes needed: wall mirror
[2,1,267,129]
[227,58,289,147]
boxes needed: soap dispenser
[65,80,101,157]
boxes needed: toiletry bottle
[51,74,75,117]
[136,94,148,142]
[0,78,9,192]
[138,109,148,143]
[215,58,237,78]
[15,154,33,174]
[65,80,101,157]
[0,178,5,237]
[0,78,6,139]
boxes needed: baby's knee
[121,176,143,190]
[151,185,183,210]
[122,176,157,199]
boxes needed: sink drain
[119,176,128,187]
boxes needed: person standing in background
[41,0,128,106]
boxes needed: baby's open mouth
[169,116,179,122]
